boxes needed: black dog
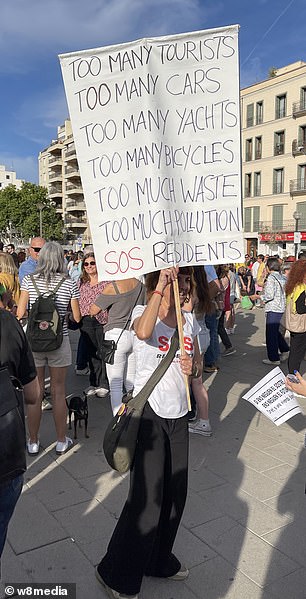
[66,393,89,439]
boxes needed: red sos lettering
[158,336,169,352]
[184,336,193,352]
[105,247,144,275]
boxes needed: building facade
[38,120,91,246]
[0,164,23,190]
[241,61,306,258]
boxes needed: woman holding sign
[95,266,200,599]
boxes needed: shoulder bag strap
[51,276,66,294]
[115,283,143,345]
[131,329,179,407]
[112,281,120,294]
[30,274,42,297]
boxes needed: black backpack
[27,275,66,352]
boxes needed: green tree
[0,182,63,242]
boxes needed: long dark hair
[192,266,212,314]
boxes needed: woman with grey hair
[17,241,81,455]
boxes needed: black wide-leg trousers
[98,402,189,595]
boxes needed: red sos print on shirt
[158,335,193,353]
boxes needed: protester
[95,267,198,598]
[90,277,146,415]
[17,242,81,455]
[0,295,40,559]
[186,266,212,436]
[17,250,26,266]
[216,265,236,356]
[5,243,19,268]
[78,253,109,397]
[237,265,256,301]
[18,237,45,284]
[285,260,306,373]
[203,265,221,373]
[225,264,239,333]
[261,257,289,365]
[0,252,20,308]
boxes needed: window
[245,138,252,161]
[246,104,254,127]
[272,205,283,229]
[273,168,284,194]
[255,136,262,159]
[6,175,10,180]
[254,172,261,196]
[298,125,306,148]
[245,173,252,197]
[244,207,251,232]
[300,87,306,110]
[298,164,306,191]
[275,94,286,119]
[274,130,285,155]
[297,201,306,228]
[256,101,263,125]
[244,206,260,232]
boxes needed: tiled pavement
[2,307,306,599]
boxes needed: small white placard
[242,367,303,426]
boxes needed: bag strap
[30,275,66,298]
[131,329,179,403]
[116,283,143,345]
[112,281,120,294]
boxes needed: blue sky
[0,0,305,184]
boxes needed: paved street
[3,306,306,599]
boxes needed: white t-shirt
[131,305,200,419]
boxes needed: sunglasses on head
[84,260,96,266]
[31,247,41,252]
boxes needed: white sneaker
[262,359,280,365]
[84,386,98,396]
[27,440,40,455]
[280,352,289,362]
[75,367,90,376]
[95,387,109,398]
[168,566,189,580]
[189,420,212,437]
[56,437,73,455]
[95,567,138,598]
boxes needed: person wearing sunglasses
[18,237,45,284]
[78,253,109,397]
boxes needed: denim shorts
[33,335,72,368]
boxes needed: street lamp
[293,210,301,258]
[37,203,44,237]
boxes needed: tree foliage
[0,182,63,243]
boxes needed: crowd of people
[1,238,306,598]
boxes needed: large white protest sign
[59,25,244,279]
[242,367,303,426]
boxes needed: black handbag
[103,330,179,474]
[98,284,143,366]
[100,339,117,365]
[0,367,26,483]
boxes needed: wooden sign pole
[173,277,192,411]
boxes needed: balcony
[49,185,63,198]
[66,199,86,211]
[66,181,83,195]
[290,179,306,195]
[49,171,62,182]
[258,218,295,233]
[49,156,62,165]
[65,165,80,178]
[65,145,76,159]
[65,215,88,226]
[292,139,306,156]
[292,101,306,118]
